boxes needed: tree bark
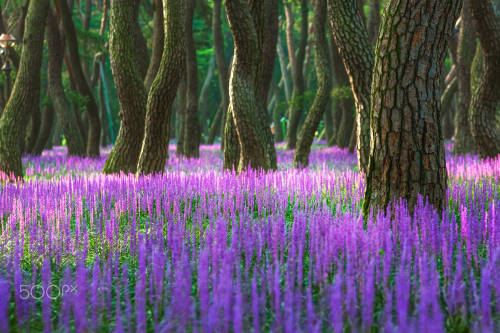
[363,0,462,214]
[293,0,332,168]
[133,0,149,80]
[137,0,186,174]
[285,0,308,150]
[56,0,101,157]
[207,104,222,144]
[176,74,187,156]
[454,0,475,155]
[198,55,216,137]
[183,0,201,158]
[144,0,164,91]
[103,0,148,174]
[46,10,86,157]
[25,107,41,154]
[0,0,49,179]
[327,0,373,174]
[469,0,500,158]
[223,0,277,172]
[32,105,55,155]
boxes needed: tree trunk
[198,55,216,137]
[25,107,41,154]
[144,0,164,91]
[0,0,49,179]
[327,0,373,174]
[441,77,458,140]
[183,0,201,158]
[363,0,461,214]
[453,0,475,154]
[133,0,149,80]
[46,9,86,157]
[276,34,292,102]
[56,0,101,157]
[100,0,109,35]
[32,105,55,155]
[469,0,500,158]
[137,0,186,174]
[223,0,277,172]
[293,0,332,168]
[285,0,308,150]
[367,0,380,45]
[103,0,148,174]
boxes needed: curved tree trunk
[285,0,308,150]
[144,0,164,91]
[32,105,55,155]
[327,0,373,173]
[223,0,277,172]
[207,104,222,144]
[469,0,500,158]
[183,0,201,158]
[137,0,186,174]
[103,0,147,174]
[363,0,461,214]
[293,0,332,168]
[57,0,101,157]
[133,0,149,80]
[454,0,475,155]
[46,10,86,157]
[0,0,49,179]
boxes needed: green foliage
[331,85,353,101]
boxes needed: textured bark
[285,0,308,150]
[57,0,101,157]
[144,0,164,91]
[183,0,201,158]
[454,0,475,155]
[363,0,461,214]
[276,34,292,101]
[367,0,380,45]
[469,0,500,158]
[323,102,334,144]
[46,10,86,157]
[32,105,55,155]
[0,0,49,179]
[223,109,240,170]
[137,0,186,174]
[327,0,373,173]
[103,0,147,174]
[224,0,277,172]
[293,0,332,168]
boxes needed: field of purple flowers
[0,142,499,332]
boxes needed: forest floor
[0,142,498,332]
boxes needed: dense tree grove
[4,0,500,331]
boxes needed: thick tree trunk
[454,1,475,155]
[46,10,86,157]
[224,0,277,172]
[367,0,380,45]
[183,0,201,158]
[0,0,49,179]
[133,0,149,80]
[144,0,164,91]
[285,0,308,150]
[32,105,55,155]
[469,0,500,158]
[137,0,186,174]
[327,0,373,174]
[293,0,332,168]
[57,0,101,157]
[363,0,461,214]
[103,0,147,174]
